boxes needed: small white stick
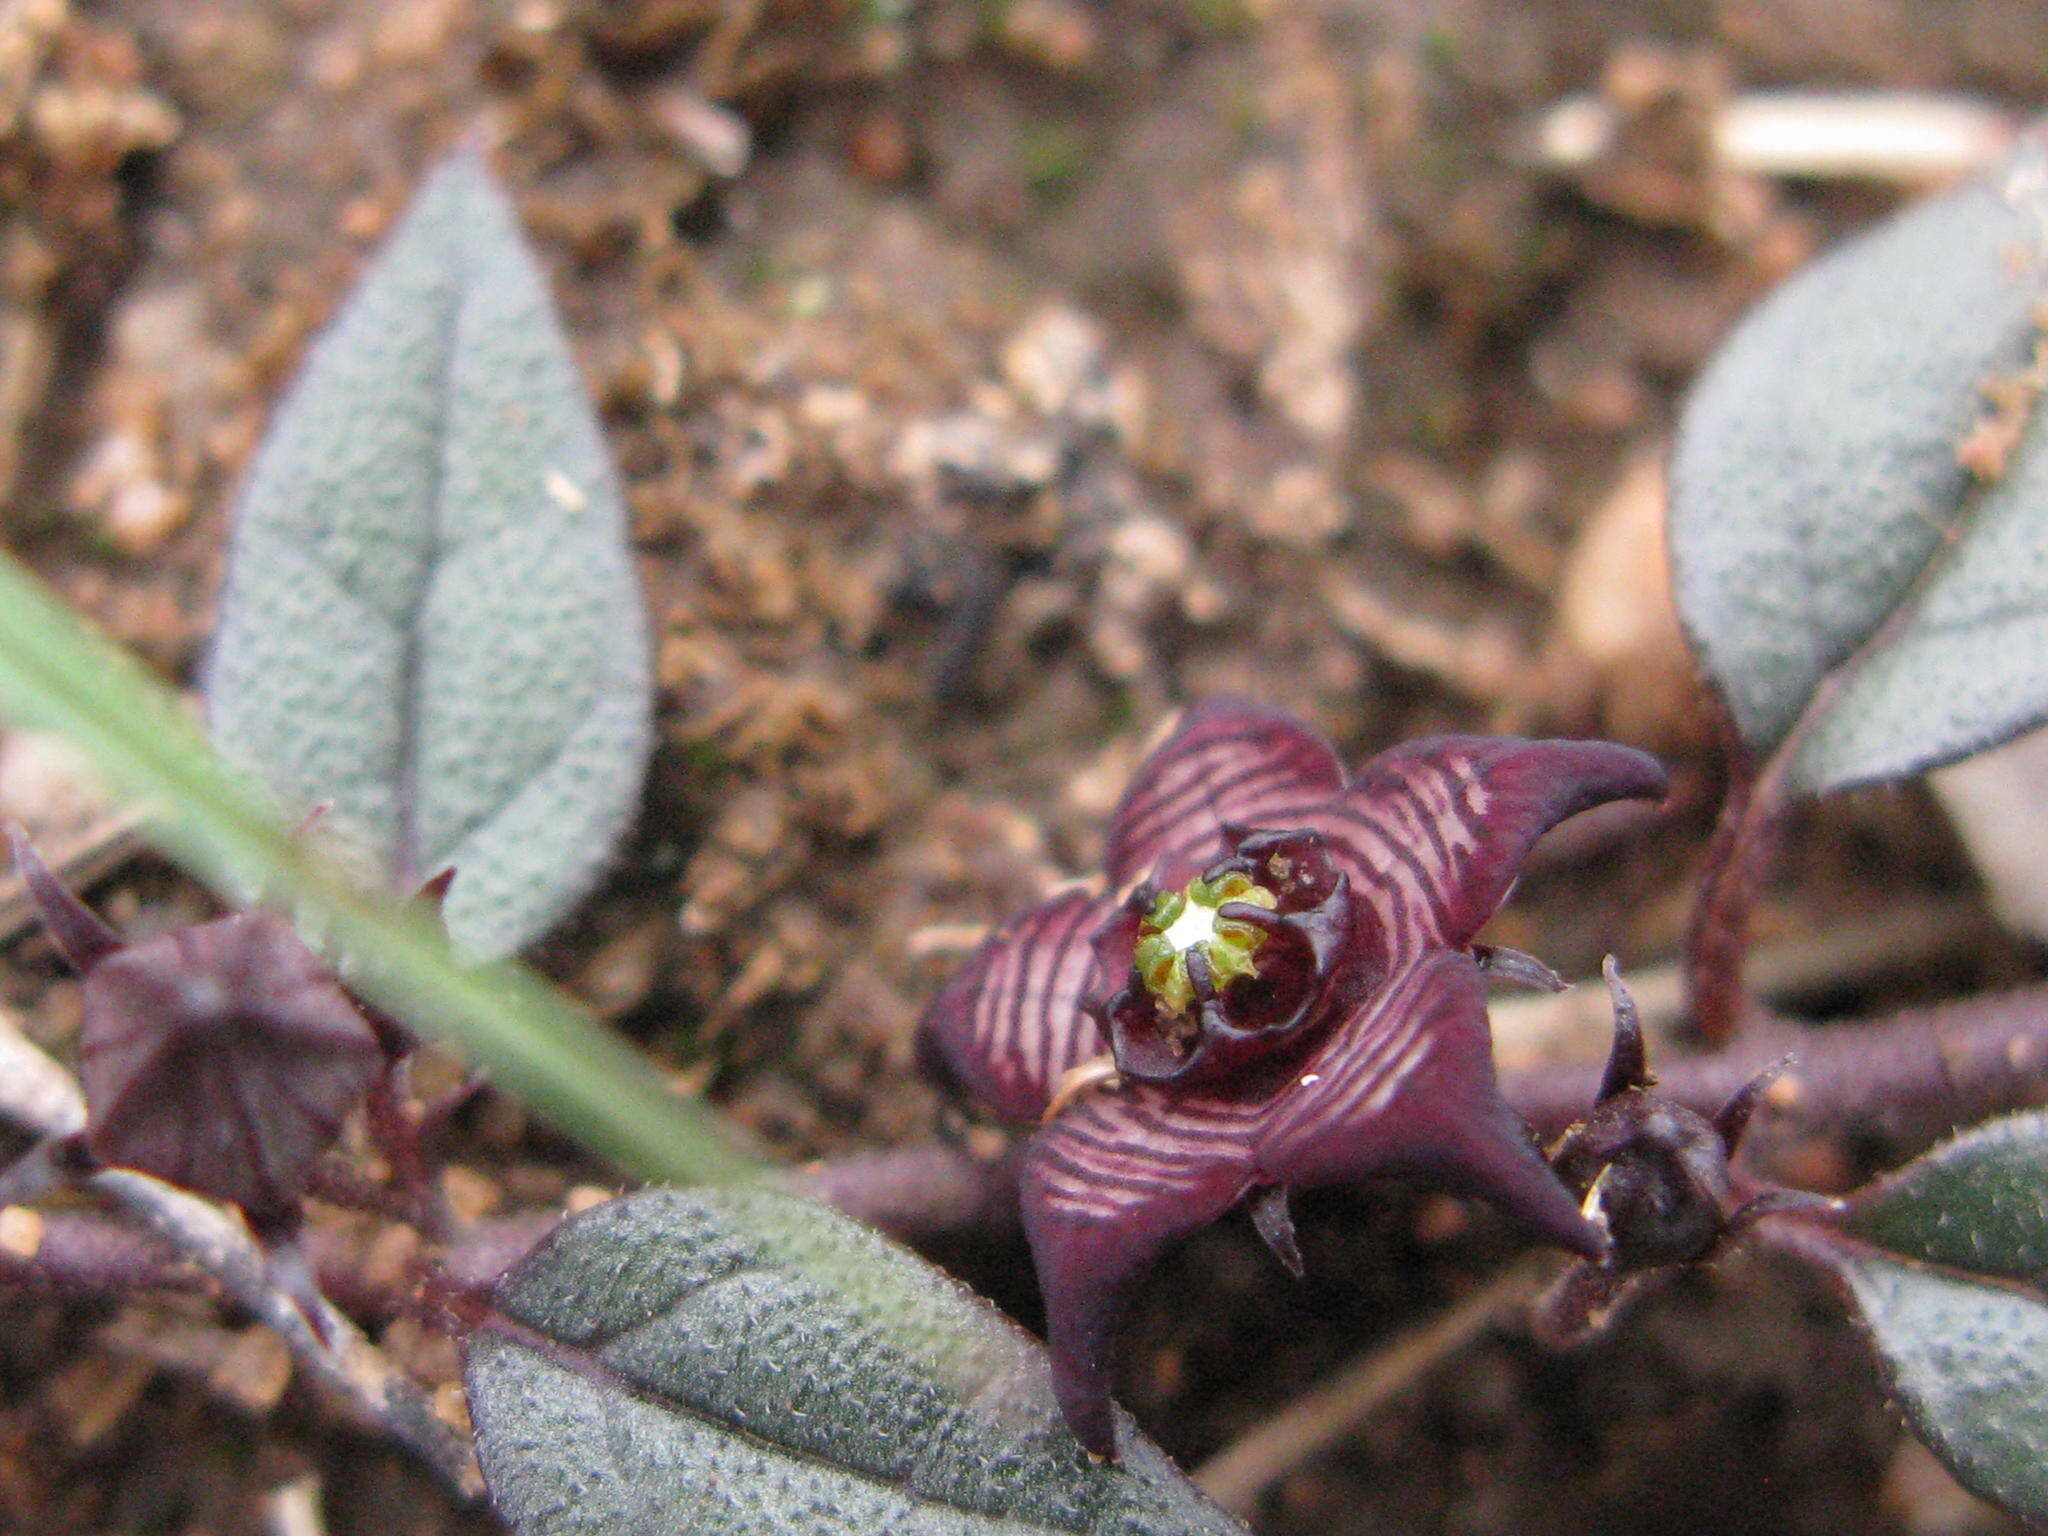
[1533,90,2015,185]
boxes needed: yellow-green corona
[1132,871,1278,1016]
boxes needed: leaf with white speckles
[207,155,652,958]
[1843,1110,2048,1279]
[1669,134,2048,792]
[1779,1112,2048,1524]
[464,1187,1246,1536]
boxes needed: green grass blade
[0,549,753,1185]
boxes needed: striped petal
[916,888,1114,1123]
[1021,1087,1261,1455]
[1104,700,1346,888]
[1256,949,1600,1259]
[1285,736,1666,964]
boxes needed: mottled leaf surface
[1669,135,2048,791]
[1843,1110,2048,1280]
[465,1187,1246,1536]
[1795,1112,2048,1523]
[208,155,651,957]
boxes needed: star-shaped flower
[919,701,1669,1455]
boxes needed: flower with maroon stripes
[918,701,1668,1456]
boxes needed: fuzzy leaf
[1793,1113,2048,1523]
[0,548,746,1186]
[207,155,652,958]
[1668,136,2048,792]
[1843,1109,2048,1280]
[1828,1253,2048,1524]
[465,1186,1246,1536]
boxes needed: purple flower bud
[1554,1093,1732,1269]
[11,830,384,1223]
[77,912,385,1221]
[1535,959,1798,1345]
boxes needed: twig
[0,1005,482,1499]
[0,1209,191,1295]
[90,1168,482,1495]
[1192,1257,1557,1516]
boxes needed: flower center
[1132,872,1278,1017]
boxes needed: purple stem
[1510,982,2048,1150]
[779,1142,1025,1242]
[1681,745,1782,1045]
[0,1211,192,1295]
[794,985,2048,1242]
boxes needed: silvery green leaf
[1827,1254,2048,1525]
[1783,1112,2048,1523]
[207,155,651,958]
[464,1187,1248,1536]
[1842,1109,2048,1280]
[1668,134,2048,792]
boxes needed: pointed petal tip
[1050,1353,1120,1460]
[1474,1129,1608,1262]
[1579,739,1669,801]
[1713,1053,1795,1152]
[1036,1225,1125,1459]
[1022,1090,1258,1461]
[1324,735,1667,957]
[1596,956,1650,1102]
[7,824,122,973]
[1557,1204,1613,1264]
[1502,738,1669,815]
[1514,738,1671,835]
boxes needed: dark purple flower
[9,827,385,1226]
[919,701,1669,1454]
